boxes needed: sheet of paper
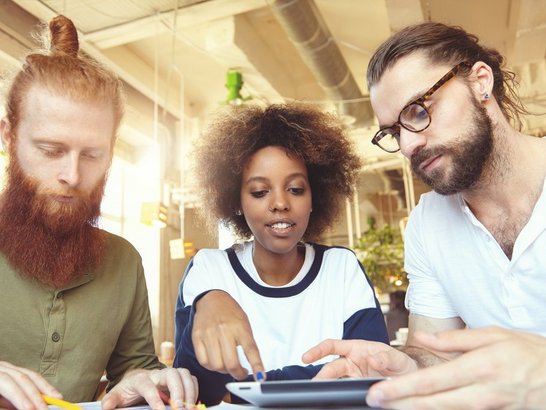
[49,403,171,410]
[49,402,248,410]
[208,403,378,410]
[50,400,376,410]
[209,403,256,410]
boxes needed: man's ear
[1,118,13,152]
[470,61,494,101]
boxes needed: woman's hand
[192,290,265,381]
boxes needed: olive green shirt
[0,232,162,402]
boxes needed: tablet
[225,377,385,407]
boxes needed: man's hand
[101,368,197,410]
[0,361,62,410]
[365,327,546,409]
[302,339,418,379]
[192,290,265,381]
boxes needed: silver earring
[235,210,242,216]
[483,93,490,100]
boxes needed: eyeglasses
[371,61,472,153]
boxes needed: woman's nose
[269,193,289,212]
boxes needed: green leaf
[353,220,408,294]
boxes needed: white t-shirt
[174,241,389,404]
[177,242,386,371]
[404,175,546,335]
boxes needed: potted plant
[353,217,408,294]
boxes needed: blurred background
[1,0,545,352]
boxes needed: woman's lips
[266,221,295,236]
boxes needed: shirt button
[52,332,61,342]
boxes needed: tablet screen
[226,377,385,407]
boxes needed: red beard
[0,155,107,288]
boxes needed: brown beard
[0,154,107,288]
[410,95,494,195]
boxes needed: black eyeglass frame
[371,61,473,153]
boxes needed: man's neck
[463,131,546,211]
[462,131,546,258]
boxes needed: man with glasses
[303,22,546,408]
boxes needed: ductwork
[269,0,374,127]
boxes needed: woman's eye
[250,190,268,198]
[289,187,305,195]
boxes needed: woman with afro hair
[173,102,388,405]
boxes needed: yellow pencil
[169,398,206,410]
[42,395,83,410]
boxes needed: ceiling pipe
[269,0,374,127]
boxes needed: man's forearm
[398,345,448,368]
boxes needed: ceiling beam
[9,0,182,119]
[385,0,424,32]
[0,0,37,46]
[505,0,522,62]
[2,0,182,146]
[0,30,26,67]
[82,0,266,49]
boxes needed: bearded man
[303,22,546,409]
[0,15,197,410]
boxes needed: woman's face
[240,145,312,258]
